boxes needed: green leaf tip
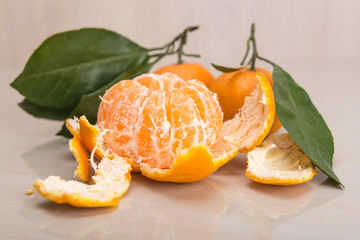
[211,63,245,73]
[270,63,343,187]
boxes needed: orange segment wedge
[69,136,90,182]
[245,133,318,185]
[33,156,132,207]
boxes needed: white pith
[34,156,131,203]
[247,134,316,181]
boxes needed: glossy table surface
[1,61,359,240]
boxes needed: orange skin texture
[209,67,281,134]
[154,63,215,87]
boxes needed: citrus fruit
[245,133,318,185]
[154,63,214,87]
[97,72,275,182]
[209,67,282,134]
[33,71,275,207]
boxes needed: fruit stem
[249,23,259,71]
[148,25,200,65]
[257,55,275,66]
[240,38,251,66]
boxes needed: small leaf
[56,124,73,138]
[57,62,153,137]
[10,28,148,109]
[272,64,342,187]
[18,99,73,120]
[211,63,244,73]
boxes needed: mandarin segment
[168,88,205,156]
[160,72,187,91]
[135,91,174,169]
[98,82,150,165]
[134,73,164,92]
[97,80,141,123]
[182,81,223,147]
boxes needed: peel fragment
[69,136,90,182]
[141,144,239,182]
[34,156,131,207]
[34,118,132,207]
[245,133,318,185]
[78,116,108,161]
[65,117,79,137]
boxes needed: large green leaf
[18,99,73,120]
[10,28,148,108]
[57,62,154,137]
[272,64,342,186]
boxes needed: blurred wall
[1,0,359,71]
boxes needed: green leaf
[10,28,148,109]
[18,99,72,120]
[57,62,154,137]
[271,64,342,187]
[211,63,244,73]
[56,124,73,138]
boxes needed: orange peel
[245,133,318,185]
[78,116,111,161]
[140,144,239,182]
[154,63,215,87]
[34,118,131,207]
[34,156,132,207]
[65,117,80,137]
[69,136,90,182]
[209,67,282,134]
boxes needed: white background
[1,0,359,69]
